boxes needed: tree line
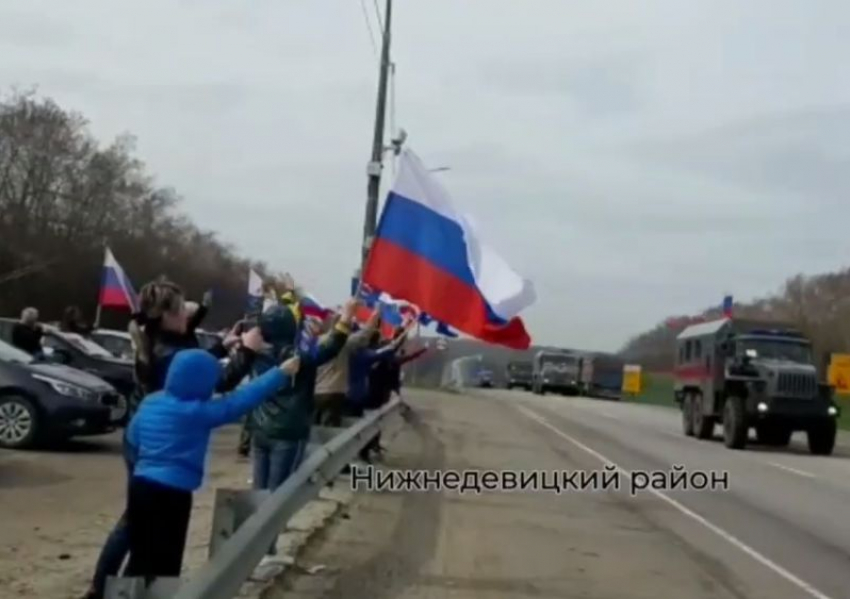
[0,89,286,330]
[619,269,850,372]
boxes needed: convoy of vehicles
[532,350,581,395]
[578,353,625,400]
[506,361,533,390]
[0,338,116,449]
[674,318,840,454]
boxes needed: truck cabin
[729,331,813,364]
[535,351,578,374]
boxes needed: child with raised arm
[122,348,301,582]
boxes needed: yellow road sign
[622,364,642,395]
[828,353,850,395]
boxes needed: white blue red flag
[99,248,138,312]
[300,293,333,320]
[362,148,535,349]
[722,295,733,318]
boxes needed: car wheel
[112,395,129,427]
[0,395,40,449]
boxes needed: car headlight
[32,375,96,401]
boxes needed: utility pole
[361,0,394,267]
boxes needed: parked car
[90,328,135,360]
[38,327,134,424]
[0,338,117,449]
[0,320,133,426]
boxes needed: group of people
[76,277,425,598]
[10,304,94,355]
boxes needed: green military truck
[674,317,840,454]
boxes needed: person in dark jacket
[123,348,301,580]
[80,280,263,599]
[60,305,94,336]
[346,325,409,463]
[11,307,43,355]
[362,327,426,460]
[249,299,356,557]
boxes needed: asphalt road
[279,389,850,599]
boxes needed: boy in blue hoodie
[123,348,300,581]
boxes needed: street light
[429,166,451,173]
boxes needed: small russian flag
[722,295,733,318]
[99,247,138,312]
[300,293,332,320]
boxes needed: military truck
[674,318,840,454]
[532,350,581,395]
[579,353,625,400]
[506,360,533,391]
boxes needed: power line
[372,0,384,32]
[359,0,378,57]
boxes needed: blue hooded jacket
[127,349,291,492]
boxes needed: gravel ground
[0,425,250,599]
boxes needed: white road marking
[515,404,834,599]
[767,462,816,479]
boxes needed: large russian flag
[99,247,139,311]
[362,148,535,349]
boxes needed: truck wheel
[722,397,748,449]
[692,395,715,440]
[807,420,837,456]
[682,394,695,437]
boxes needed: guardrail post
[208,489,270,558]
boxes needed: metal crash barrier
[105,398,402,599]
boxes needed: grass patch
[624,372,850,431]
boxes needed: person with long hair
[80,280,264,599]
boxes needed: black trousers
[125,476,193,581]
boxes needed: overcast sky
[2,0,848,351]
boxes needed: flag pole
[94,242,107,329]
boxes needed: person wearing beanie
[249,298,357,557]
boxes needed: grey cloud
[476,54,644,116]
[2,0,850,351]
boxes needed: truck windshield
[540,356,576,370]
[509,362,532,373]
[736,338,812,363]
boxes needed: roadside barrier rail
[106,398,402,599]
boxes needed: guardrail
[105,398,403,599]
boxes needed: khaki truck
[674,318,840,454]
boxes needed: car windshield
[58,332,115,358]
[737,338,813,363]
[0,339,34,364]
